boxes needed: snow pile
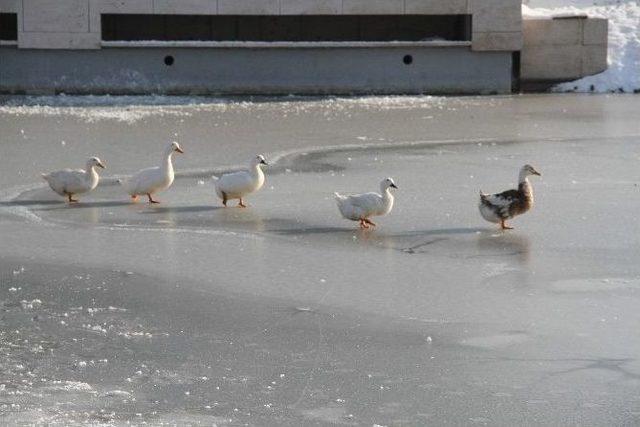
[523,0,640,93]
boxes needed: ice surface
[1,94,640,425]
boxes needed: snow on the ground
[523,0,640,93]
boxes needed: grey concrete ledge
[0,45,512,95]
[101,40,472,49]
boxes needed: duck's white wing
[43,169,86,194]
[216,171,254,196]
[336,192,383,219]
[123,166,160,194]
[346,192,384,210]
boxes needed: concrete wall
[0,0,523,51]
[0,45,513,95]
[521,17,607,81]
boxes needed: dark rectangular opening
[102,14,471,42]
[511,51,521,93]
[0,13,18,41]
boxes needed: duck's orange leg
[500,219,513,230]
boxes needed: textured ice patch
[45,380,94,392]
[102,390,131,397]
[553,277,640,292]
[460,332,529,350]
[0,94,493,124]
[482,262,518,278]
[20,299,42,310]
[301,405,357,425]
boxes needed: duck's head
[171,141,185,154]
[88,157,106,169]
[381,177,398,191]
[168,141,184,154]
[252,154,268,167]
[521,164,541,177]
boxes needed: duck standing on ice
[335,177,398,229]
[213,155,268,207]
[479,164,541,230]
[42,157,106,203]
[120,141,184,204]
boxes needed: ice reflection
[476,231,531,264]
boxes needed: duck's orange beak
[98,162,106,169]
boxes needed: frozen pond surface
[1,94,640,425]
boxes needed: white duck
[42,157,105,203]
[479,164,541,230]
[335,177,398,229]
[213,155,268,207]
[120,141,184,203]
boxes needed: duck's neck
[161,151,174,173]
[85,163,99,182]
[518,171,533,200]
[250,163,264,179]
[382,186,394,205]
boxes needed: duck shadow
[396,227,487,238]
[32,200,133,211]
[270,226,360,236]
[0,200,64,207]
[398,227,485,254]
[139,205,222,215]
[271,226,489,242]
[475,230,531,261]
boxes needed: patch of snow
[20,299,42,310]
[523,0,640,93]
[102,389,131,397]
[0,94,476,123]
[46,380,94,392]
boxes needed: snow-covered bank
[523,0,640,93]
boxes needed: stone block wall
[0,0,523,51]
[521,17,608,81]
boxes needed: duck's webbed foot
[147,194,160,204]
[364,218,377,227]
[238,198,247,208]
[222,192,228,207]
[359,219,369,229]
[67,194,78,203]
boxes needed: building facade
[0,0,607,94]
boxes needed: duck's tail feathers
[211,175,219,182]
[41,173,52,182]
[479,190,487,199]
[334,192,346,200]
